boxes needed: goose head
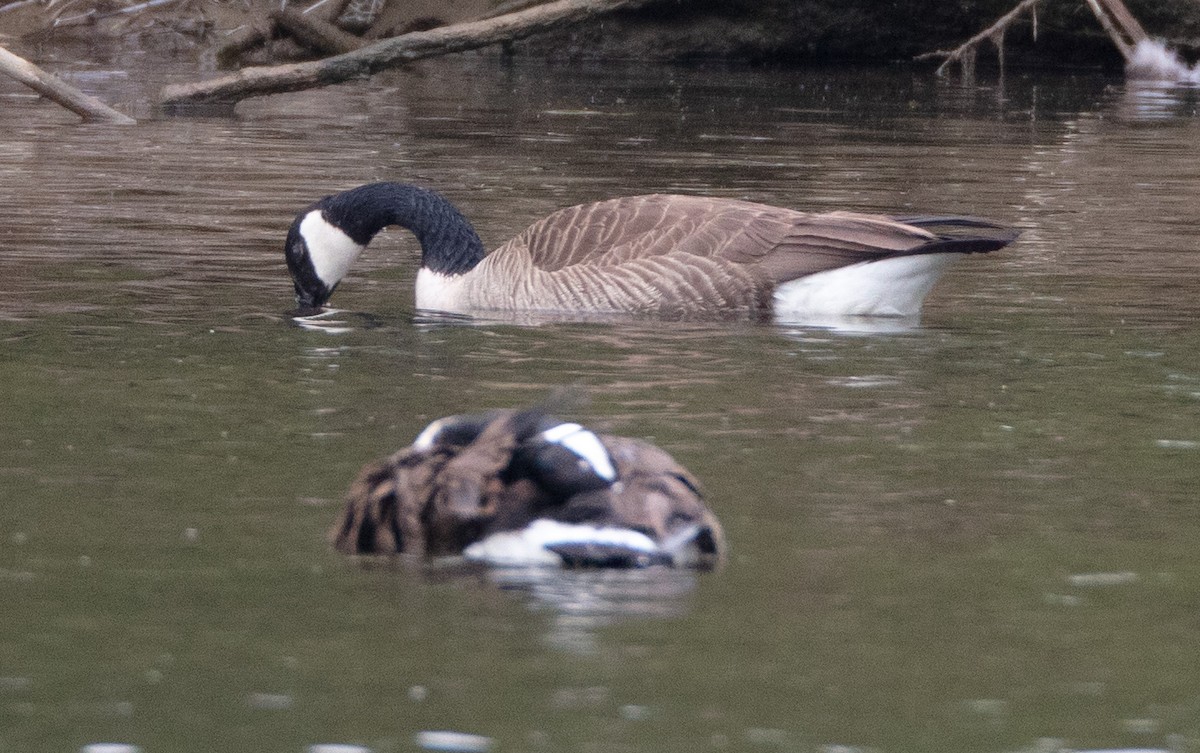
[284,206,359,310]
[330,408,725,569]
[285,183,486,311]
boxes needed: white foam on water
[1155,439,1199,450]
[1127,39,1200,84]
[415,731,495,753]
[1067,571,1139,587]
[246,691,294,710]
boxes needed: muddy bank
[3,0,1200,68]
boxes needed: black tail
[892,215,1020,256]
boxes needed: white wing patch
[299,210,365,288]
[772,252,960,320]
[464,519,658,566]
[540,423,617,481]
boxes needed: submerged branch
[0,44,136,124]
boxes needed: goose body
[285,183,1017,320]
[330,408,725,569]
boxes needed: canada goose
[285,182,1018,320]
[330,408,725,569]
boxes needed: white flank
[464,519,658,567]
[299,210,365,288]
[540,423,617,481]
[772,252,959,321]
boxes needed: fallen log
[0,44,136,124]
[479,0,556,21]
[160,0,659,110]
[271,6,364,56]
[213,0,356,70]
[213,14,277,70]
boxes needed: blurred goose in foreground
[330,408,725,569]
[285,182,1018,320]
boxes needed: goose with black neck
[284,182,1018,321]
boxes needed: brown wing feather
[329,409,725,567]
[500,194,943,286]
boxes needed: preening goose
[285,182,1018,320]
[330,407,725,569]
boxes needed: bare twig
[916,0,1039,77]
[919,0,1153,74]
[479,0,553,21]
[0,0,41,15]
[306,0,354,22]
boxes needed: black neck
[318,182,487,275]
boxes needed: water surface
[3,53,1200,753]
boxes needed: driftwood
[0,0,40,14]
[271,7,364,56]
[919,0,1150,76]
[213,14,276,69]
[302,0,357,23]
[479,0,556,21]
[160,0,658,110]
[0,44,136,124]
[52,0,183,28]
[213,0,356,69]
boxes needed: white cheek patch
[299,210,365,287]
[463,519,658,566]
[540,423,617,481]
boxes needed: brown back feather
[501,195,944,287]
[329,411,724,566]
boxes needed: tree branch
[915,0,1040,77]
[0,44,136,124]
[160,0,659,111]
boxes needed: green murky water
[2,54,1200,752]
